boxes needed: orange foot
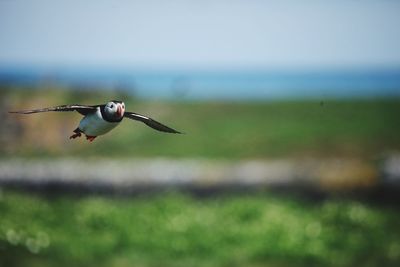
[70,132,82,139]
[86,135,97,142]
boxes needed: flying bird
[9,100,181,142]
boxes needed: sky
[1,0,400,71]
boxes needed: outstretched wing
[9,104,98,116]
[124,111,182,134]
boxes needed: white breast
[78,107,120,136]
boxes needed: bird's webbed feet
[85,135,97,142]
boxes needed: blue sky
[1,0,400,70]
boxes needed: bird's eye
[110,104,114,108]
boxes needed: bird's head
[105,100,125,119]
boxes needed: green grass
[3,87,400,159]
[1,190,399,267]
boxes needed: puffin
[9,100,181,141]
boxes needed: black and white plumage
[9,100,181,141]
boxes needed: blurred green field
[0,190,399,267]
[1,88,400,267]
[2,88,400,158]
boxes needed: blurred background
[1,1,400,266]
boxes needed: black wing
[9,104,98,116]
[124,111,182,134]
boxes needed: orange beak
[116,105,123,118]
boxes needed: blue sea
[0,66,399,100]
